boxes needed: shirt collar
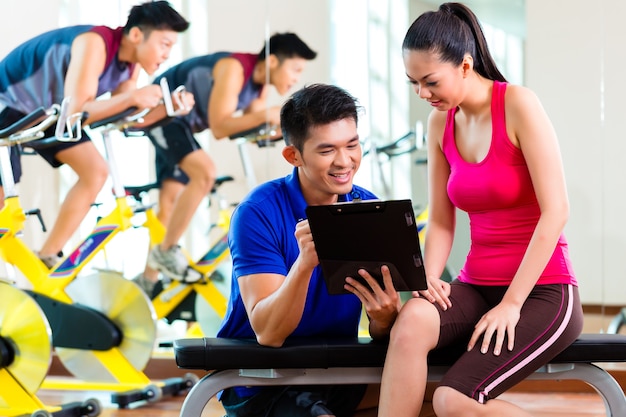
[285,167,308,221]
[285,167,359,220]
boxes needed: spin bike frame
[0,105,69,301]
[0,106,66,416]
[0,100,199,408]
[134,123,282,325]
[138,183,231,321]
[0,106,158,389]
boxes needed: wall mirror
[3,0,624,335]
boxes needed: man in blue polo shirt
[216,84,402,417]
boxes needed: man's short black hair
[281,84,360,152]
[258,33,317,62]
[124,1,190,34]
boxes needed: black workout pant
[435,281,583,403]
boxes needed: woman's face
[403,49,466,111]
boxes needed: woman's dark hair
[124,1,190,35]
[402,2,506,82]
[281,84,360,152]
[258,33,317,62]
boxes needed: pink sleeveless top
[442,81,576,286]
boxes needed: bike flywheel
[0,281,52,394]
[55,270,156,382]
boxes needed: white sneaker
[132,273,157,298]
[147,245,202,283]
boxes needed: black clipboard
[305,199,427,295]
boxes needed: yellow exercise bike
[0,105,103,417]
[122,123,282,338]
[123,175,233,338]
[0,103,196,409]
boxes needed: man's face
[294,118,362,206]
[271,57,308,95]
[136,29,179,75]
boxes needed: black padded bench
[174,334,626,417]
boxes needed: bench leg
[179,364,625,417]
[527,363,626,417]
[607,308,626,334]
[180,367,383,417]
[425,363,626,416]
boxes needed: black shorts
[435,280,583,403]
[147,118,199,186]
[0,106,90,185]
[221,384,367,417]
[155,151,189,185]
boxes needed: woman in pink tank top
[377,3,583,417]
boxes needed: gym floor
[37,388,607,417]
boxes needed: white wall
[526,0,625,305]
[0,2,61,57]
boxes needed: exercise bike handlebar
[87,81,187,137]
[88,107,151,131]
[376,131,416,155]
[0,107,48,137]
[363,131,418,158]
[229,123,283,147]
[0,105,60,146]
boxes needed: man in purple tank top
[0,1,191,268]
[132,33,317,292]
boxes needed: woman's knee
[432,386,470,417]
[390,298,439,347]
